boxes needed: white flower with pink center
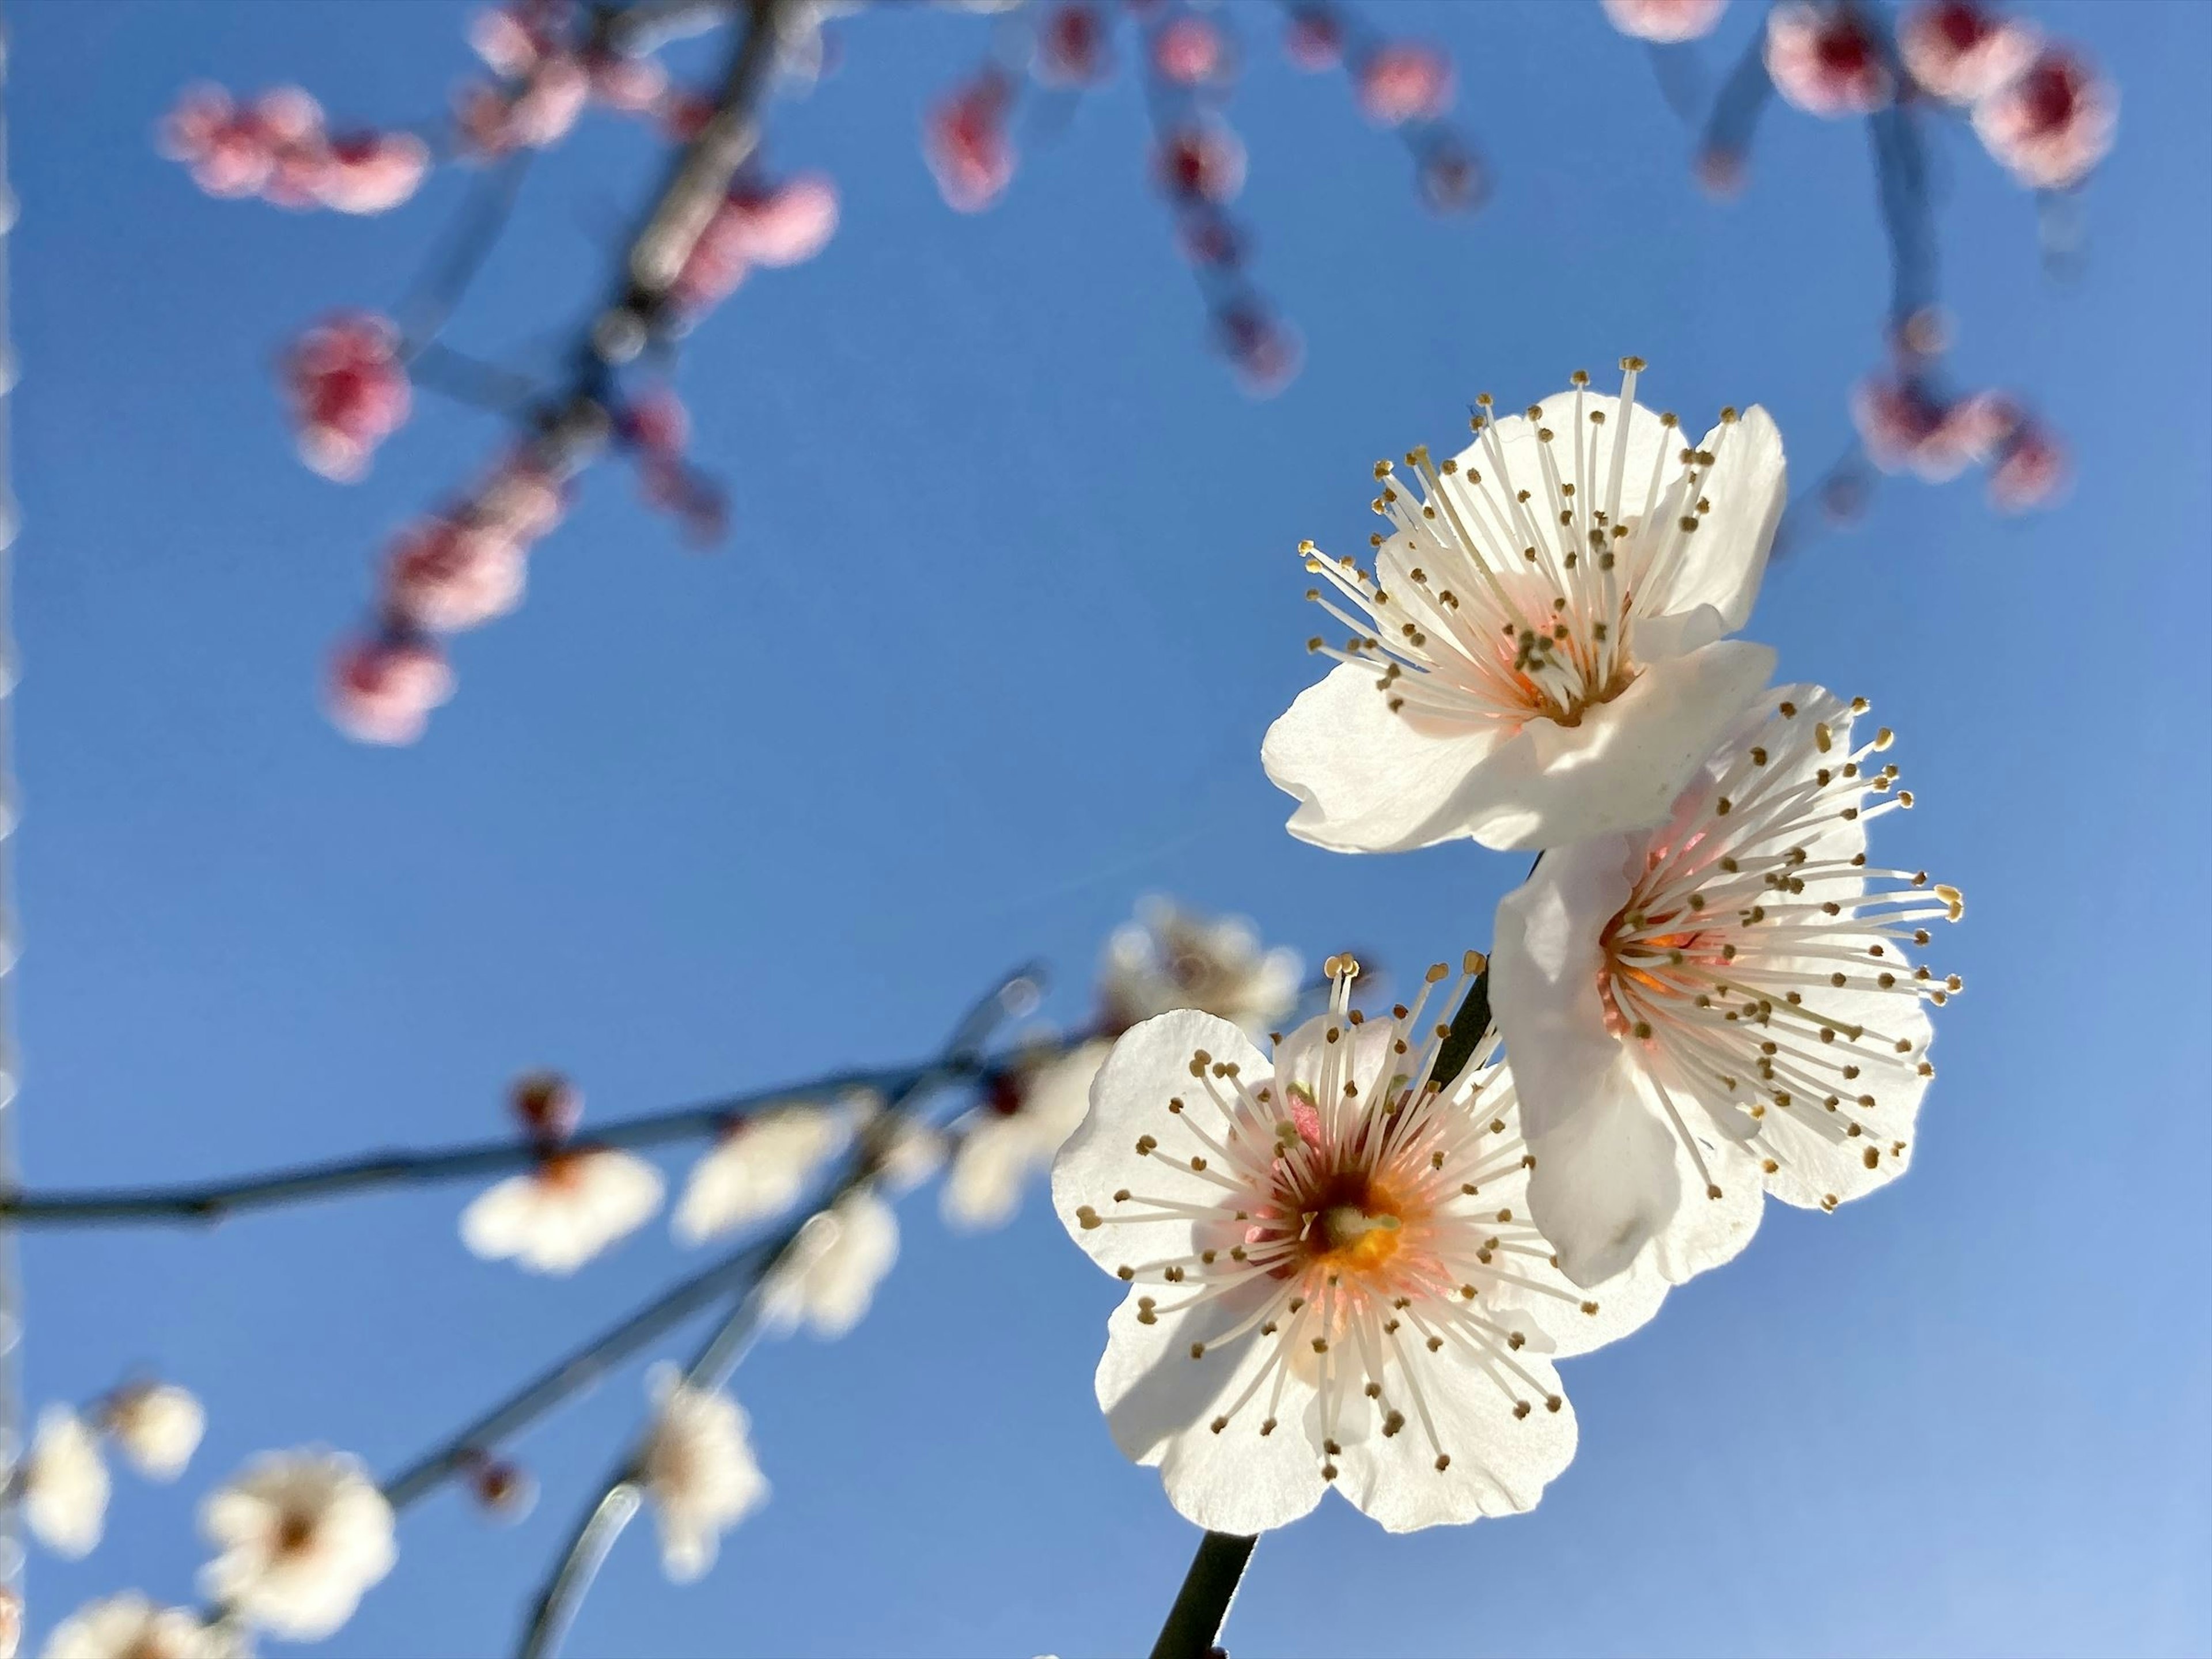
[1601,0,1728,45]
[1898,1,2039,105]
[1764,3,1892,118]
[460,1147,664,1274]
[1972,47,2117,191]
[1052,960,1666,1534]
[101,1380,206,1482]
[1264,360,1785,854]
[199,1449,395,1641]
[944,1041,1109,1231]
[1493,685,1960,1287]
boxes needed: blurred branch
[1698,23,1773,164]
[1868,103,1937,332]
[1151,1530,1259,1659]
[513,966,1036,1659]
[396,150,535,358]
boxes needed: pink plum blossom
[384,519,527,634]
[1152,15,1228,85]
[1354,42,1453,126]
[1897,1,2038,104]
[926,74,1017,213]
[282,314,411,482]
[1602,0,1728,44]
[326,637,454,747]
[1036,3,1112,88]
[1765,3,1892,118]
[1281,7,1343,73]
[1154,119,1247,206]
[1850,376,2002,482]
[319,132,430,214]
[1973,47,2116,190]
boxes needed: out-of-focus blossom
[463,1455,538,1521]
[1282,6,1343,72]
[675,1104,853,1243]
[1765,3,1892,117]
[1100,898,1301,1038]
[1354,42,1453,126]
[1054,963,1666,1533]
[101,1382,206,1482]
[858,1108,948,1194]
[639,1368,770,1583]
[942,1041,1107,1230]
[460,1147,664,1274]
[326,635,455,747]
[1417,140,1486,213]
[1153,14,1229,85]
[282,314,411,483]
[1264,361,1785,854]
[199,1450,396,1641]
[21,1408,109,1559]
[1154,119,1247,206]
[1215,304,1302,399]
[1972,47,2116,190]
[764,1190,899,1338]
[1898,1,2038,104]
[586,50,670,113]
[1174,209,1245,270]
[41,1595,217,1659]
[1602,0,1728,44]
[1988,417,2067,512]
[1492,685,1959,1285]
[926,73,1017,212]
[1695,145,1747,199]
[476,456,569,545]
[729,173,841,267]
[318,131,431,214]
[385,518,528,634]
[1850,376,2005,481]
[1036,3,1112,87]
[160,85,275,198]
[509,1070,584,1144]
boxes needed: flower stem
[1150,1530,1259,1659]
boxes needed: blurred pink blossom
[1036,3,1112,87]
[926,74,1017,213]
[1418,141,1486,213]
[1281,7,1343,73]
[1988,419,2067,512]
[1851,376,2002,481]
[1355,42,1453,125]
[1152,15,1228,85]
[1154,119,1247,206]
[283,315,411,483]
[730,173,840,267]
[1766,3,1892,117]
[1973,47,2116,190]
[1217,305,1302,399]
[1601,0,1728,44]
[1898,1,2038,104]
[319,132,431,214]
[385,519,527,634]
[327,636,454,746]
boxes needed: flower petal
[1650,406,1785,631]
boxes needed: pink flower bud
[926,76,1017,213]
[589,52,670,113]
[1765,3,1892,118]
[510,58,590,147]
[1037,4,1112,88]
[251,86,325,147]
[1898,2,2038,104]
[1355,42,1453,126]
[385,519,527,633]
[510,1071,583,1142]
[1972,47,2115,190]
[730,172,840,267]
[319,132,431,214]
[1153,16,1228,86]
[1418,141,1486,213]
[476,460,567,546]
[622,388,690,457]
[1601,0,1729,43]
[1987,421,2065,512]
[327,636,454,746]
[1695,145,1748,198]
[284,315,411,482]
[1154,119,1247,206]
[470,7,547,78]
[1216,305,1302,399]
[1850,376,1999,482]
[1282,7,1343,72]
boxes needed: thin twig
[1150,1530,1259,1659]
[514,966,1036,1659]
[395,149,536,359]
[1867,101,1937,332]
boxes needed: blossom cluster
[1051,361,1963,1534]
[159,85,429,214]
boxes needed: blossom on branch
[926,71,1018,213]
[325,635,454,747]
[461,1147,665,1274]
[1052,959,1665,1534]
[943,1041,1109,1231]
[763,1190,899,1339]
[1264,361,1785,854]
[1972,46,2116,190]
[1492,685,1960,1286]
[20,1407,108,1559]
[1354,41,1453,127]
[1850,375,2002,482]
[1601,0,1729,45]
[159,85,426,214]
[99,1380,206,1482]
[199,1449,397,1641]
[639,1366,770,1583]
[385,518,528,634]
[675,1103,853,1244]
[1898,1,2039,105]
[282,314,411,483]
[1764,3,1893,118]
[41,1595,217,1659]
[1100,897,1302,1039]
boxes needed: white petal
[1261,661,1513,854]
[1453,638,1778,851]
[1647,406,1786,631]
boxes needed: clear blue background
[7,1,2208,1655]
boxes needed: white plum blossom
[675,1104,851,1244]
[21,1408,109,1559]
[199,1449,396,1641]
[1601,0,1728,44]
[1052,960,1666,1534]
[638,1366,770,1582]
[460,1147,664,1274]
[942,1042,1109,1230]
[1264,361,1784,854]
[41,1595,218,1659]
[1493,685,1959,1288]
[763,1190,900,1339]
[1100,899,1303,1037]
[102,1381,206,1482]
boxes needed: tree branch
[1150,1530,1259,1659]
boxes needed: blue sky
[6,1,2208,1655]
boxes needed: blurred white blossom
[674,1104,850,1244]
[942,1042,1107,1231]
[41,1594,217,1659]
[461,1147,664,1274]
[21,1408,108,1559]
[639,1366,769,1583]
[199,1449,396,1641]
[1101,899,1301,1037]
[764,1191,899,1339]
[103,1382,206,1482]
